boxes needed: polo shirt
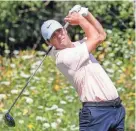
[49,41,119,102]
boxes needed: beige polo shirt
[49,41,119,102]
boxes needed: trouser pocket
[79,107,92,128]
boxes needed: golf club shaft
[64,22,69,29]
[7,47,52,113]
[7,22,69,114]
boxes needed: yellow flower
[128,40,132,45]
[102,42,107,48]
[98,53,105,60]
[56,79,59,83]
[5,70,13,78]
[0,108,3,111]
[23,109,28,115]
[54,85,60,91]
[127,107,134,111]
[127,92,136,97]
[27,124,34,129]
[117,74,125,84]
[0,102,4,108]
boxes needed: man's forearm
[79,16,103,52]
[85,12,106,37]
[79,16,99,40]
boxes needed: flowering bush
[0,39,135,130]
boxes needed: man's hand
[69,5,88,17]
[78,7,88,17]
[69,5,106,42]
[69,5,81,14]
[64,12,84,26]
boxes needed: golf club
[4,22,69,127]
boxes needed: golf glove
[69,5,81,14]
[69,5,88,17]
[79,7,88,17]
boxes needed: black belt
[82,97,122,107]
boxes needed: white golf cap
[41,20,63,41]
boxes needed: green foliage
[55,1,134,29]
[0,1,134,50]
[0,1,51,50]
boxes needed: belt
[82,97,122,107]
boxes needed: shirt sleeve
[79,37,87,44]
[62,42,89,71]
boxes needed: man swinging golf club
[41,5,125,131]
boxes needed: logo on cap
[47,23,52,28]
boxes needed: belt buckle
[114,98,121,107]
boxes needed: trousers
[79,99,125,131]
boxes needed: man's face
[49,28,71,50]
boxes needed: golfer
[41,5,125,131]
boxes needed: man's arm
[68,5,106,42]
[64,12,103,52]
[85,12,106,40]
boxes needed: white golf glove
[69,5,81,14]
[79,7,88,17]
[69,5,88,17]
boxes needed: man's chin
[60,43,67,48]
[57,45,66,50]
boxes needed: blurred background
[0,1,135,131]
